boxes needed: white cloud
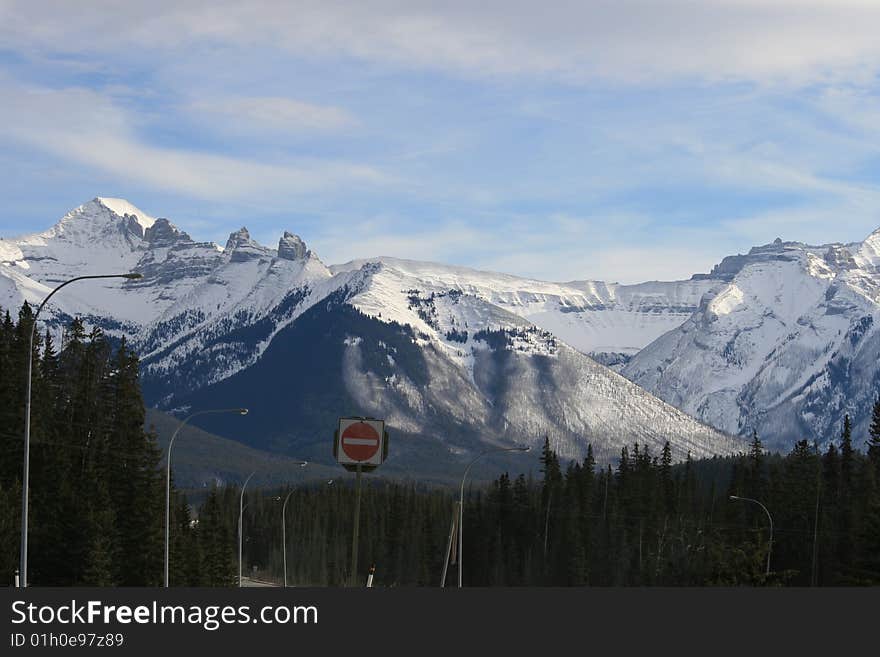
[0,78,387,200]
[721,201,880,247]
[5,1,880,84]
[310,210,718,284]
[186,96,357,134]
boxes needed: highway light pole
[282,490,294,588]
[458,445,531,588]
[164,407,248,587]
[280,462,308,588]
[730,495,774,576]
[19,272,142,588]
[239,472,255,587]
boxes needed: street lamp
[164,407,248,587]
[19,272,142,588]
[239,472,255,588]
[730,495,774,576]
[458,445,531,588]
[280,462,308,588]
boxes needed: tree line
[0,304,166,584]
[1,305,879,586]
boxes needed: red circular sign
[341,422,381,462]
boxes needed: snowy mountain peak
[706,236,863,283]
[624,221,880,450]
[33,197,157,245]
[278,231,309,260]
[144,218,191,245]
[94,197,156,231]
[225,226,252,250]
[0,196,745,468]
[855,225,880,272]
[224,226,274,263]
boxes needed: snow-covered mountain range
[624,234,880,450]
[0,198,741,472]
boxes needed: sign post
[351,463,362,587]
[334,417,388,586]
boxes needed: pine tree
[836,416,858,580]
[660,441,674,516]
[747,430,765,498]
[841,414,854,488]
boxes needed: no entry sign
[342,421,381,461]
[334,417,388,470]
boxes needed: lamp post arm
[754,499,774,576]
[165,407,248,587]
[730,495,773,576]
[457,445,530,588]
[457,450,491,588]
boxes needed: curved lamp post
[730,495,773,576]
[164,407,248,587]
[19,272,142,588]
[458,445,531,588]
[238,472,256,587]
[279,462,309,588]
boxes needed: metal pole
[282,490,294,588]
[350,464,363,587]
[729,495,773,576]
[458,445,530,588]
[19,272,141,588]
[764,504,773,577]
[543,491,552,558]
[239,472,255,587]
[811,449,821,586]
[165,407,248,587]
[440,501,459,587]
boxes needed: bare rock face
[144,218,191,246]
[225,227,272,262]
[278,231,309,260]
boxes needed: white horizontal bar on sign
[343,438,379,445]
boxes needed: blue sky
[2,1,880,283]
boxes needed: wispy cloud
[5,1,880,84]
[722,200,880,246]
[0,78,387,200]
[307,210,713,284]
[186,96,357,135]
[3,2,880,285]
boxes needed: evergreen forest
[2,306,880,587]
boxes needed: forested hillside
[0,304,181,585]
[2,304,879,586]
[207,425,880,587]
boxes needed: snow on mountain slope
[0,198,740,468]
[4,198,167,326]
[332,257,719,364]
[0,239,24,265]
[1,199,340,402]
[328,260,740,462]
[624,234,880,449]
[95,197,157,230]
[855,228,880,272]
[139,250,338,402]
[177,273,741,469]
